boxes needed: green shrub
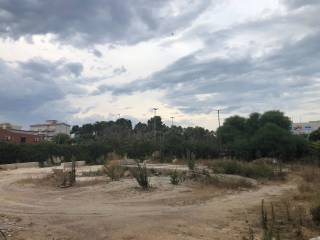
[130,162,150,190]
[169,169,184,185]
[210,160,274,179]
[187,151,196,170]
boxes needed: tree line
[0,110,319,165]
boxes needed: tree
[246,112,261,135]
[134,122,148,134]
[310,128,320,141]
[147,116,165,132]
[52,133,71,145]
[70,125,80,135]
[310,141,320,162]
[251,123,300,160]
[115,118,132,130]
[217,116,247,143]
[259,110,291,130]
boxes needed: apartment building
[30,120,70,140]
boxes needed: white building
[30,120,70,140]
[291,120,320,135]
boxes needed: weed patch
[210,160,276,179]
[130,162,150,190]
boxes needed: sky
[0,0,319,130]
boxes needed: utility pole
[216,109,221,128]
[153,108,158,138]
[216,109,222,156]
[170,116,174,127]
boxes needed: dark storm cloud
[0,0,210,46]
[99,4,320,115]
[282,0,320,9]
[0,58,86,124]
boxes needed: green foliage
[169,169,184,185]
[52,133,71,144]
[186,150,196,170]
[211,160,274,179]
[130,162,150,190]
[0,141,111,165]
[217,110,308,161]
[259,110,291,130]
[310,128,320,142]
[0,110,312,166]
[310,141,320,163]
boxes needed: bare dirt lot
[0,166,295,240]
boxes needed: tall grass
[104,165,125,181]
[130,162,150,190]
[169,169,185,185]
[210,160,275,179]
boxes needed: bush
[169,169,184,185]
[187,151,196,170]
[130,162,150,190]
[210,160,274,179]
[104,162,125,181]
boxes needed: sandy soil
[0,166,295,240]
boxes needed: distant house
[0,122,22,130]
[0,128,44,144]
[291,120,320,135]
[30,120,70,140]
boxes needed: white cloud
[0,0,319,130]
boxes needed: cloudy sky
[0,0,319,129]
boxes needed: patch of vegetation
[202,174,254,189]
[169,169,185,185]
[210,160,275,179]
[245,165,320,240]
[104,164,125,181]
[130,162,150,190]
[186,150,196,171]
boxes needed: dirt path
[0,167,295,240]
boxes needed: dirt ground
[0,166,295,240]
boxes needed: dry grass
[16,174,106,188]
[294,165,320,202]
[209,160,278,180]
[103,161,126,181]
[244,164,320,240]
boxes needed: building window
[20,137,26,143]
[5,136,12,141]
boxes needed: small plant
[104,165,125,181]
[169,169,184,185]
[261,200,268,230]
[187,150,196,171]
[284,200,292,222]
[130,161,150,190]
[0,230,6,240]
[210,160,274,179]
[261,199,273,240]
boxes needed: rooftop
[30,120,70,127]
